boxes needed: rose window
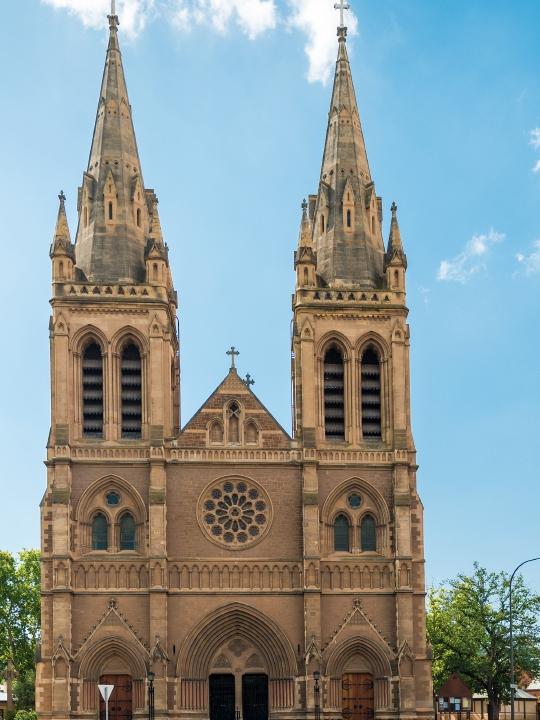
[199,478,271,549]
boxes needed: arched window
[334,514,350,552]
[121,343,142,438]
[361,514,377,552]
[92,513,108,550]
[346,209,352,228]
[82,342,104,438]
[153,263,158,281]
[108,201,113,221]
[245,421,258,445]
[59,261,64,279]
[119,513,136,551]
[324,346,345,441]
[136,208,141,228]
[210,420,223,444]
[361,347,382,439]
[228,402,240,443]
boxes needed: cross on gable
[334,0,350,29]
[226,346,240,369]
[244,373,255,388]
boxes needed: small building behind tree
[436,673,472,719]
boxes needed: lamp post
[509,557,540,720]
[313,671,321,720]
[147,670,155,720]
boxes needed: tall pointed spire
[74,5,150,283]
[50,191,74,258]
[313,6,385,289]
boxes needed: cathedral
[37,5,433,720]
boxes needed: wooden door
[242,674,269,720]
[99,675,132,720]
[209,674,235,720]
[342,673,374,720]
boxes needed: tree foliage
[0,550,40,678]
[427,563,540,720]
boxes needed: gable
[176,369,291,450]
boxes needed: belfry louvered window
[121,343,142,438]
[334,514,350,552]
[324,347,345,440]
[361,347,382,439]
[119,513,136,551]
[361,514,377,552]
[82,342,104,438]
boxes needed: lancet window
[119,513,136,551]
[121,343,142,438]
[91,513,108,551]
[360,514,377,552]
[324,346,345,441]
[361,347,382,439]
[334,514,350,552]
[82,342,104,438]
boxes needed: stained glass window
[334,514,350,552]
[92,513,108,550]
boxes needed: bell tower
[293,8,433,718]
[38,5,178,717]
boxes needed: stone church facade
[37,8,433,720]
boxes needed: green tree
[427,563,540,720]
[0,550,40,709]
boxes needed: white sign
[98,685,115,702]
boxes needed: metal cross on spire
[111,0,116,15]
[226,346,240,369]
[244,373,255,388]
[334,0,350,29]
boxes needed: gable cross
[244,373,255,388]
[334,0,350,29]
[226,346,240,369]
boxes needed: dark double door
[209,674,268,720]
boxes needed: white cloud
[42,0,356,82]
[287,0,358,84]
[42,0,154,38]
[516,240,540,275]
[530,128,540,150]
[437,229,505,283]
[533,159,540,174]
[170,0,277,40]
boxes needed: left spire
[74,1,150,283]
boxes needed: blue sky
[0,0,539,591]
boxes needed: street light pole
[313,671,321,720]
[509,557,540,720]
[147,670,155,720]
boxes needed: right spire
[313,3,386,289]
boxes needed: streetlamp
[313,671,321,720]
[147,670,155,720]
[509,557,540,720]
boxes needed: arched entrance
[178,603,296,717]
[99,675,132,720]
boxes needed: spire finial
[301,198,308,216]
[334,0,350,39]
[108,0,119,30]
[244,373,255,388]
[59,190,66,206]
[391,201,398,218]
